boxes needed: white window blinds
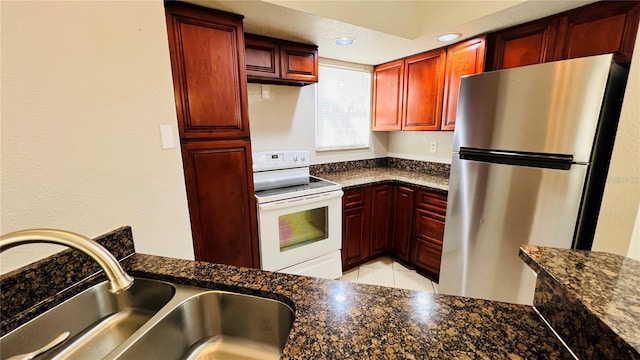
[316,64,372,151]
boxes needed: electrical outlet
[430,141,438,153]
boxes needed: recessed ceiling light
[437,33,462,42]
[335,37,355,46]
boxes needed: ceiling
[186,0,597,65]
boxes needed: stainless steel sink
[2,279,295,360]
[114,291,295,360]
[1,278,175,360]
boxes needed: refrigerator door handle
[459,147,574,170]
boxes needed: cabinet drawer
[416,189,447,214]
[343,188,367,208]
[412,238,442,281]
[415,209,445,244]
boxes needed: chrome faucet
[0,229,134,293]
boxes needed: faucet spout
[1,229,134,293]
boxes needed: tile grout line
[392,268,396,288]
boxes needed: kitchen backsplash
[311,157,450,178]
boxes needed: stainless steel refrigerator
[439,54,628,305]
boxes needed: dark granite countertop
[520,246,640,359]
[319,167,449,192]
[124,253,571,359]
[0,227,580,359]
[310,158,450,192]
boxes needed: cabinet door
[412,189,447,281]
[342,205,369,271]
[165,3,249,140]
[402,49,446,131]
[181,140,259,268]
[441,37,486,131]
[488,17,560,70]
[555,1,640,65]
[412,238,443,282]
[412,209,445,282]
[372,59,404,131]
[280,44,319,83]
[245,35,280,80]
[391,186,415,263]
[370,184,392,257]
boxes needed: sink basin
[0,278,175,360]
[116,291,295,360]
[2,279,294,360]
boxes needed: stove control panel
[253,150,310,172]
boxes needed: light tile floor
[338,256,437,293]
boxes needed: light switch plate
[160,125,175,149]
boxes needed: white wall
[627,206,640,261]
[247,72,388,164]
[1,1,194,272]
[592,33,640,257]
[387,131,455,164]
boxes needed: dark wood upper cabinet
[165,2,249,140]
[555,1,640,64]
[489,1,639,70]
[373,50,447,131]
[245,35,280,79]
[441,36,486,131]
[402,49,446,131]
[181,140,259,268]
[488,17,560,70]
[280,43,319,83]
[372,59,404,131]
[245,34,318,86]
[373,40,484,132]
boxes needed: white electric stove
[253,150,343,279]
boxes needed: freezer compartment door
[454,54,615,163]
[439,156,587,305]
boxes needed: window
[316,63,372,151]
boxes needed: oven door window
[278,206,328,251]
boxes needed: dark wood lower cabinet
[370,184,392,257]
[181,140,259,268]
[342,187,370,271]
[391,186,415,263]
[411,208,446,282]
[342,184,393,271]
[341,183,447,281]
[411,189,448,281]
[342,205,369,270]
[412,238,443,281]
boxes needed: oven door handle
[258,190,344,211]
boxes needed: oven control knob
[301,155,306,162]
[293,155,298,162]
